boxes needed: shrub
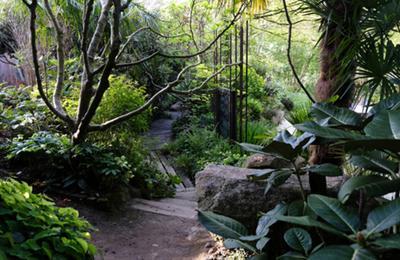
[245,120,277,145]
[6,131,132,195]
[6,131,177,199]
[94,74,151,134]
[0,179,96,259]
[246,98,264,121]
[0,86,50,138]
[164,129,246,179]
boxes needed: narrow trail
[77,109,215,260]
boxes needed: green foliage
[164,128,246,179]
[0,179,96,259]
[0,86,53,138]
[95,75,151,134]
[200,95,400,259]
[287,102,312,125]
[245,120,278,145]
[6,131,132,192]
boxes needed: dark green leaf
[284,228,312,254]
[256,203,287,236]
[256,237,270,251]
[370,94,400,115]
[295,122,363,140]
[307,164,342,176]
[338,176,400,203]
[311,103,363,127]
[366,198,400,236]
[223,238,257,253]
[364,111,400,139]
[198,211,248,239]
[264,170,293,195]
[276,215,348,238]
[308,195,360,234]
[287,200,316,218]
[309,245,376,260]
[349,151,397,175]
[372,234,400,249]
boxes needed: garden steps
[130,190,197,219]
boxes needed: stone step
[175,190,197,201]
[130,198,197,219]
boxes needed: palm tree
[301,0,400,193]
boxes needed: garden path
[77,108,216,260]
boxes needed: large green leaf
[263,131,314,161]
[256,237,270,251]
[276,215,347,238]
[338,176,400,203]
[256,203,287,236]
[311,103,363,127]
[372,234,400,249]
[364,111,400,139]
[309,245,376,260]
[264,170,292,195]
[349,151,397,175]
[197,211,248,239]
[287,200,316,218]
[369,94,400,115]
[366,198,400,236]
[307,163,343,176]
[295,122,364,140]
[223,238,258,253]
[283,228,312,254]
[308,195,360,234]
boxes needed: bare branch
[43,0,69,117]
[282,0,315,103]
[146,63,240,95]
[115,51,159,68]
[116,26,151,60]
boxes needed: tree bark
[309,0,356,194]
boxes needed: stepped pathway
[77,109,215,260]
[137,110,197,219]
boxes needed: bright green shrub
[0,179,96,259]
[95,75,151,133]
[246,98,264,120]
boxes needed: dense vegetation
[0,0,400,258]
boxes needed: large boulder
[196,164,342,226]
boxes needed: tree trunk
[309,0,356,194]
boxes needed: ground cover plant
[0,179,96,259]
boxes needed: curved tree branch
[282,0,315,103]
